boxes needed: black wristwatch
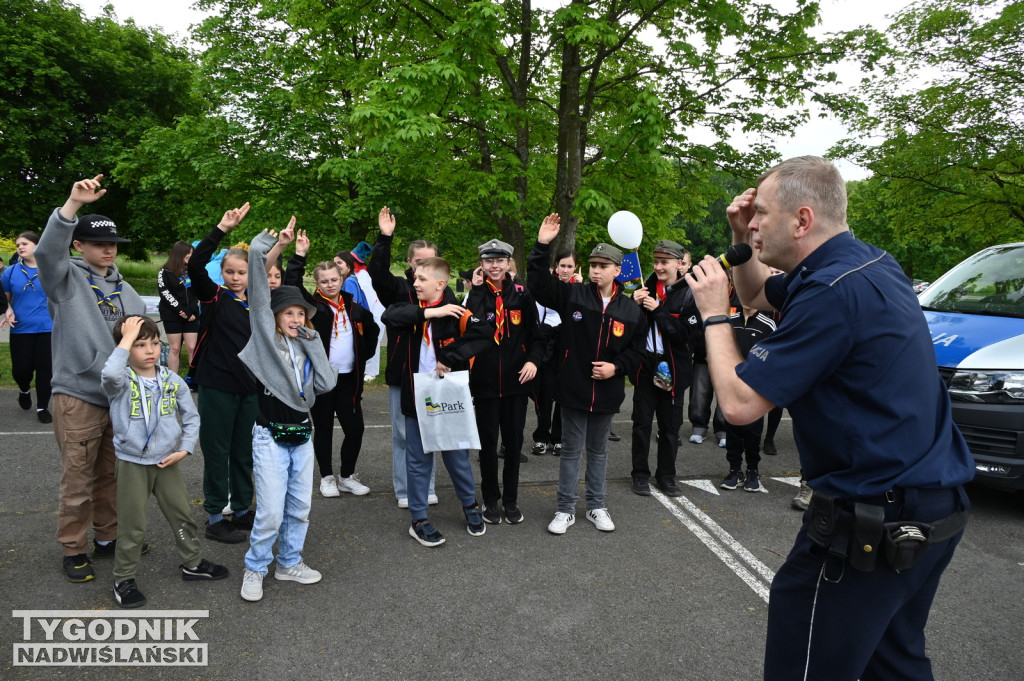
[702,314,731,330]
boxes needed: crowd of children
[19,176,792,606]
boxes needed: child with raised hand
[187,203,259,544]
[381,257,494,547]
[101,315,228,607]
[282,222,380,498]
[238,226,336,602]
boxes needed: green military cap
[653,239,687,260]
[589,243,623,265]
[478,239,514,259]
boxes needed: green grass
[0,348,13,388]
[116,253,165,296]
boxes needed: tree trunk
[553,29,582,260]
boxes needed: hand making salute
[238,229,337,603]
[367,207,439,509]
[281,220,380,498]
[381,258,495,547]
[527,214,648,536]
[187,202,259,544]
[464,239,547,525]
[629,240,698,498]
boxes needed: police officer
[686,156,973,681]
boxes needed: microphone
[664,243,753,294]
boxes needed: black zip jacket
[632,273,699,397]
[157,267,199,321]
[381,287,495,418]
[527,242,648,415]
[367,233,418,387]
[187,226,257,394]
[464,274,547,398]
[284,254,381,395]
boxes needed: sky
[71,0,914,180]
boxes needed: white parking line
[650,487,775,603]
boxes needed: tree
[833,0,1024,277]
[0,0,203,254]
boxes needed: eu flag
[616,250,643,287]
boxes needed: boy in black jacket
[465,239,547,525]
[630,240,697,497]
[527,215,647,536]
[381,257,494,547]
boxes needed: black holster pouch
[806,492,886,572]
[881,522,933,572]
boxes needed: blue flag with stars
[616,250,642,287]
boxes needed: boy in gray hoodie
[101,315,228,607]
[36,175,146,583]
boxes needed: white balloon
[607,210,643,249]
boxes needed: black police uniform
[735,231,974,680]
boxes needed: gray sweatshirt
[238,231,336,411]
[36,208,145,406]
[101,347,200,465]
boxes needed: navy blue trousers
[764,486,968,681]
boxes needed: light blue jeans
[244,425,314,574]
[558,408,614,513]
[390,386,434,501]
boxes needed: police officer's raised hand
[537,213,560,244]
[726,188,757,240]
[378,206,396,236]
[61,175,106,219]
[217,202,251,233]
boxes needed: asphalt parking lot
[1,385,1022,680]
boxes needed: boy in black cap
[527,215,647,535]
[35,175,146,582]
[464,239,546,524]
[630,240,698,497]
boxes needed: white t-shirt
[328,308,355,374]
[419,323,437,374]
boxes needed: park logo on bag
[423,396,467,416]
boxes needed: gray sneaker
[792,481,813,510]
[240,569,264,602]
[275,561,322,585]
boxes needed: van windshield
[918,244,1024,318]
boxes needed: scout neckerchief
[419,298,445,345]
[284,337,313,404]
[487,279,504,344]
[317,290,349,337]
[220,286,249,310]
[656,280,667,303]
[18,260,38,291]
[129,367,164,454]
[86,271,123,312]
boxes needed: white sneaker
[718,438,727,448]
[240,569,264,602]
[222,494,233,516]
[428,493,438,505]
[689,434,704,444]
[397,497,409,509]
[336,474,370,495]
[274,561,322,584]
[320,475,340,498]
[547,512,575,535]
[586,508,615,532]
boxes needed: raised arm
[37,176,108,301]
[189,202,251,302]
[727,188,774,310]
[527,214,572,311]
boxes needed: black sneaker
[720,469,744,490]
[503,501,524,524]
[18,391,31,410]
[482,502,502,525]
[744,469,762,493]
[62,554,94,583]
[632,476,651,496]
[409,519,445,547]
[519,452,528,463]
[531,441,549,456]
[231,511,255,532]
[112,579,146,608]
[37,408,53,424]
[654,477,683,497]
[93,539,150,559]
[763,438,777,455]
[552,443,562,456]
[181,559,230,581]
[608,431,621,442]
[205,519,247,544]
[464,504,486,536]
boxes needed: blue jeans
[390,386,434,501]
[558,408,614,513]
[244,425,314,574]
[405,416,476,521]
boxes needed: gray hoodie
[238,231,336,411]
[36,208,145,406]
[101,348,200,465]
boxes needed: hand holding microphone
[683,243,753,320]
[665,243,752,294]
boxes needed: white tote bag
[413,370,481,452]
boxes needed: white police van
[919,243,1024,489]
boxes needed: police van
[919,243,1024,489]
